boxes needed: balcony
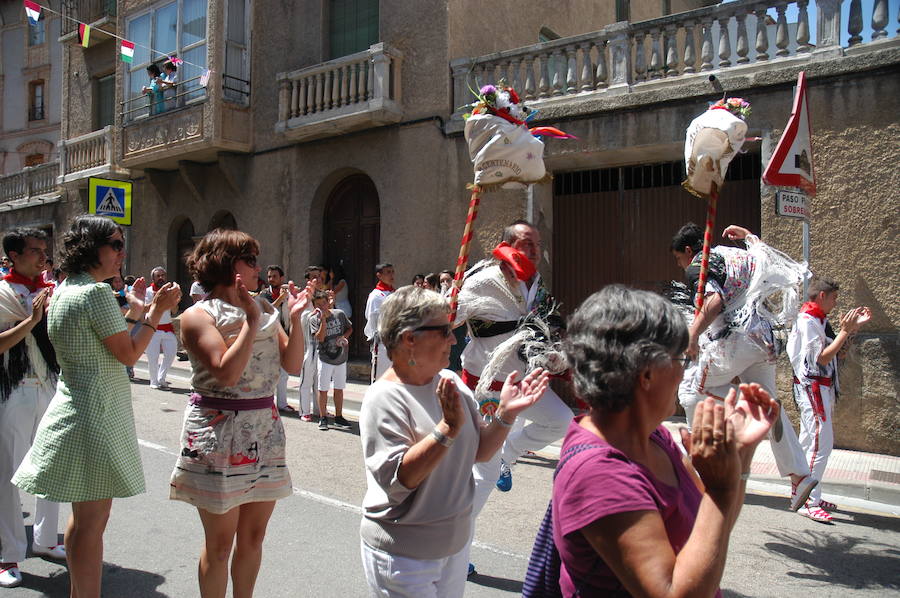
[58,126,129,184]
[60,0,117,44]
[275,43,403,141]
[119,74,252,170]
[449,0,899,129]
[0,163,60,209]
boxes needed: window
[24,153,45,167]
[29,14,45,46]
[328,0,379,59]
[95,74,116,129]
[29,81,45,121]
[124,0,207,121]
[615,0,630,22]
[224,0,250,103]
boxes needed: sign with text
[89,178,132,225]
[776,189,809,220]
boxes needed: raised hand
[287,280,314,320]
[841,306,871,334]
[234,274,260,323]
[436,376,466,436]
[722,225,751,242]
[499,368,550,421]
[131,276,147,299]
[724,384,778,451]
[689,398,741,494]
[150,282,182,313]
[30,287,51,324]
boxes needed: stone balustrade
[58,125,119,184]
[450,0,898,121]
[276,43,404,141]
[0,163,59,204]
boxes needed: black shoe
[333,415,352,429]
[318,417,329,431]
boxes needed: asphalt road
[9,365,900,597]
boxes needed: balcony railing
[0,163,59,205]
[58,125,128,184]
[61,0,117,37]
[450,0,898,121]
[121,74,209,123]
[276,42,403,141]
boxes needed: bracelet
[740,471,751,481]
[494,411,514,427]
[125,317,138,324]
[431,428,454,448]
[141,321,157,332]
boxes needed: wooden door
[324,174,380,359]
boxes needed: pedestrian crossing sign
[89,178,132,225]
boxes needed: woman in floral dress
[170,229,311,598]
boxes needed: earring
[408,353,417,367]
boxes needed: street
[9,362,900,597]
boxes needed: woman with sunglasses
[169,229,312,598]
[358,285,549,597]
[13,215,181,598]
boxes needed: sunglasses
[237,254,258,267]
[671,355,691,368]
[106,239,125,252]
[414,324,453,338]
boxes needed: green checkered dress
[13,272,144,502]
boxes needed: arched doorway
[324,174,380,359]
[209,210,237,231]
[172,217,196,311]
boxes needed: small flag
[78,23,91,47]
[167,55,183,65]
[199,69,210,87]
[23,0,41,24]
[120,40,135,63]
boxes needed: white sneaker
[149,383,160,389]
[0,565,21,589]
[32,544,66,560]
[790,475,818,512]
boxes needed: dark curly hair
[187,229,259,291]
[564,285,688,413]
[59,215,123,274]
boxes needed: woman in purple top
[553,285,778,597]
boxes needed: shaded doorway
[324,174,380,359]
[172,217,197,312]
[209,210,237,231]
[552,153,762,319]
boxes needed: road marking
[138,439,178,456]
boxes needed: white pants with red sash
[793,376,834,505]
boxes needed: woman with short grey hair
[359,285,549,598]
[551,285,778,597]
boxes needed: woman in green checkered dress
[12,215,181,598]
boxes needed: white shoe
[32,544,66,560]
[0,565,21,588]
[790,475,818,511]
[149,383,160,389]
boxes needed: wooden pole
[694,184,718,316]
[448,186,482,323]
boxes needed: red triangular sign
[763,71,816,195]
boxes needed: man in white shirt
[364,263,395,383]
[145,266,178,389]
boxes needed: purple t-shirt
[552,416,716,597]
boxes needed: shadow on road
[517,453,558,471]
[467,572,524,593]
[19,563,168,598]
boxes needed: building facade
[0,0,896,454]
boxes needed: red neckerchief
[270,285,282,300]
[4,269,53,293]
[375,281,395,292]
[492,242,536,281]
[151,282,163,292]
[801,301,827,323]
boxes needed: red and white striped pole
[694,183,718,316]
[448,186,482,323]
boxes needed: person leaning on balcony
[359,285,548,598]
[12,215,181,598]
[551,285,778,597]
[162,58,178,111]
[142,63,166,115]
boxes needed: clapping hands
[498,368,550,422]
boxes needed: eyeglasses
[672,355,691,368]
[106,239,125,253]
[237,254,258,267]
[414,324,453,338]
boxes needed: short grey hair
[378,285,449,358]
[563,285,688,413]
[151,266,166,276]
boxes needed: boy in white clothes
[144,266,178,389]
[788,276,870,523]
[310,290,352,431]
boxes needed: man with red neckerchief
[144,266,178,389]
[0,228,65,589]
[788,276,870,523]
[364,263,395,384]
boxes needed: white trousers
[275,368,289,409]
[317,360,347,391]
[360,539,469,598]
[298,349,319,416]
[793,380,835,505]
[500,385,572,466]
[371,341,392,384]
[690,335,809,479]
[145,330,177,386]
[0,381,61,562]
